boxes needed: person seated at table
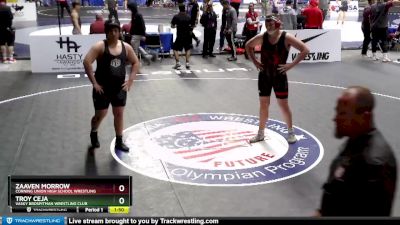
[121,22,132,43]
[388,25,400,50]
[90,13,105,34]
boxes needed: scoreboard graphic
[8,176,132,213]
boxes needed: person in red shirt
[89,13,105,34]
[121,22,131,43]
[122,22,131,34]
[244,3,259,59]
[302,0,323,29]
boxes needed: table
[388,27,398,34]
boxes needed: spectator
[187,0,201,47]
[218,0,228,52]
[171,5,193,69]
[336,0,348,25]
[244,3,260,59]
[0,0,16,63]
[57,0,71,18]
[361,0,374,57]
[106,0,119,22]
[223,0,237,61]
[278,0,297,30]
[128,2,146,56]
[201,0,211,12]
[123,0,127,11]
[90,13,105,34]
[200,2,217,58]
[257,0,269,18]
[121,22,131,43]
[302,0,323,29]
[319,0,329,21]
[370,0,400,62]
[230,0,241,17]
[71,1,81,34]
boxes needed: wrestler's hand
[93,83,104,94]
[122,80,134,92]
[277,63,293,73]
[253,60,264,71]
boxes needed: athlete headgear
[265,15,282,29]
[104,19,121,34]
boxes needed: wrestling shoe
[173,62,181,69]
[90,131,100,148]
[227,56,237,61]
[7,58,16,64]
[249,132,265,144]
[287,131,297,144]
[382,54,392,62]
[115,142,130,152]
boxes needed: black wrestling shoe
[90,131,100,148]
[115,142,130,152]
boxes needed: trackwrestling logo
[111,113,324,186]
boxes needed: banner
[328,1,359,21]
[65,217,400,225]
[285,29,341,63]
[30,34,105,73]
[1,217,64,225]
[7,3,37,22]
[2,217,400,225]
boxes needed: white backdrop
[30,34,105,73]
[285,29,341,63]
[7,2,37,22]
[30,29,340,73]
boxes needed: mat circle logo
[111,113,324,186]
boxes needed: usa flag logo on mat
[153,130,255,163]
[111,113,324,186]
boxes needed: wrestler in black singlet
[93,40,127,110]
[258,31,290,99]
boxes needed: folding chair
[145,33,164,62]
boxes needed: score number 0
[118,184,125,205]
